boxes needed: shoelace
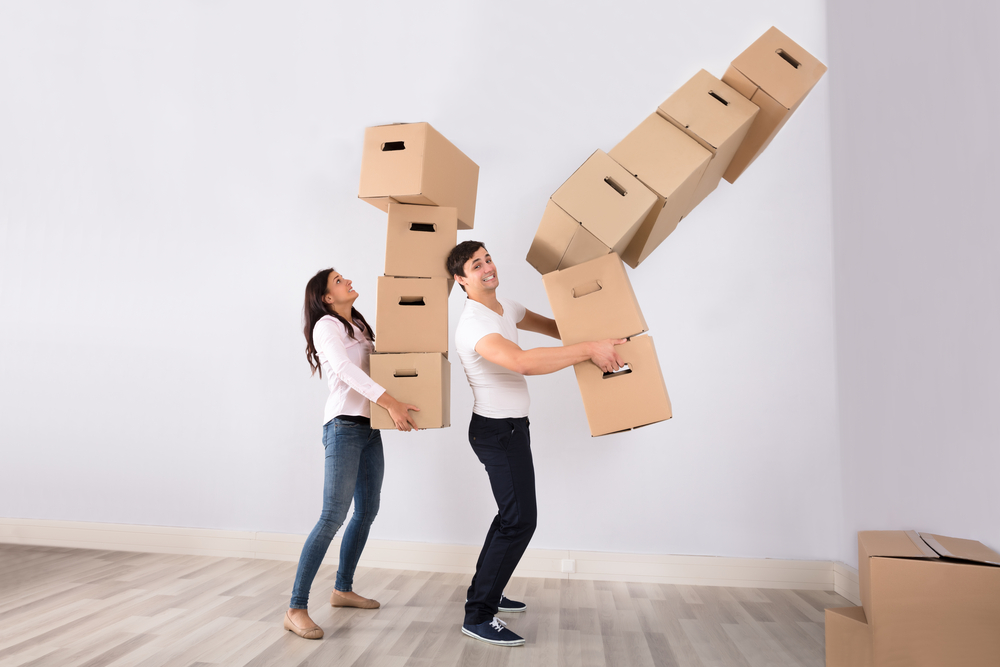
[489,617,507,632]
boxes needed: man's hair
[445,240,486,293]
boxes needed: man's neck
[469,290,503,316]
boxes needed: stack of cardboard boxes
[357,122,480,430]
[526,26,826,436]
[826,531,1000,666]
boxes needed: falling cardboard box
[385,202,458,281]
[609,114,713,268]
[542,253,647,346]
[825,530,1000,667]
[358,122,480,229]
[370,352,450,429]
[549,150,659,259]
[526,199,612,275]
[721,26,827,183]
[573,335,671,437]
[657,69,759,210]
[374,276,449,354]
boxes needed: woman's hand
[377,393,420,432]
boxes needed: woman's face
[323,271,358,310]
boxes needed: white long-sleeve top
[314,315,386,424]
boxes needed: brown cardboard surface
[657,70,759,209]
[542,253,647,346]
[869,555,1000,666]
[858,530,938,625]
[550,150,658,256]
[920,533,1000,565]
[609,114,712,267]
[729,26,828,109]
[358,122,480,229]
[370,353,450,429]
[526,199,611,276]
[824,607,873,667]
[721,26,826,183]
[573,335,671,437]
[385,203,458,280]
[375,276,449,354]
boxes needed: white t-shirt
[314,315,386,424]
[455,296,530,419]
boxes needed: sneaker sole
[497,605,527,613]
[460,627,525,646]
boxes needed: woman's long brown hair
[303,268,374,378]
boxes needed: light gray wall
[828,0,1000,566]
[0,1,837,560]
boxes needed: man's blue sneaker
[497,594,527,613]
[461,617,525,646]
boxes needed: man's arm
[475,333,625,376]
[516,308,560,340]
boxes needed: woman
[284,268,419,640]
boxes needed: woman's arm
[314,320,419,431]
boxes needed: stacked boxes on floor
[357,122,480,429]
[826,531,1000,666]
[525,26,826,436]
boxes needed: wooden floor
[0,544,848,666]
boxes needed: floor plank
[0,543,850,666]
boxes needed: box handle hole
[603,364,632,379]
[381,141,406,151]
[604,177,627,197]
[708,91,729,106]
[776,49,800,69]
[399,297,425,306]
[409,223,436,232]
[393,369,418,378]
[572,280,603,299]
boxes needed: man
[446,240,625,646]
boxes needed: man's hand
[589,338,627,374]
[378,393,420,431]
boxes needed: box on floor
[825,530,1000,667]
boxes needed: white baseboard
[833,560,861,605]
[0,517,856,593]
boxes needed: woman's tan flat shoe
[330,589,380,609]
[284,610,323,639]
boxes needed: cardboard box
[358,122,480,229]
[526,199,612,275]
[374,276,449,354]
[657,69,759,210]
[550,150,658,257]
[721,26,827,183]
[385,202,458,280]
[825,606,874,667]
[573,335,671,437]
[542,253,647,346]
[855,530,1000,666]
[370,352,450,429]
[608,114,713,268]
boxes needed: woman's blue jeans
[289,417,384,609]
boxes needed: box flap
[827,606,868,625]
[920,533,1000,566]
[859,530,939,560]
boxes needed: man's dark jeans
[464,413,537,626]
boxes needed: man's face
[456,247,498,296]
